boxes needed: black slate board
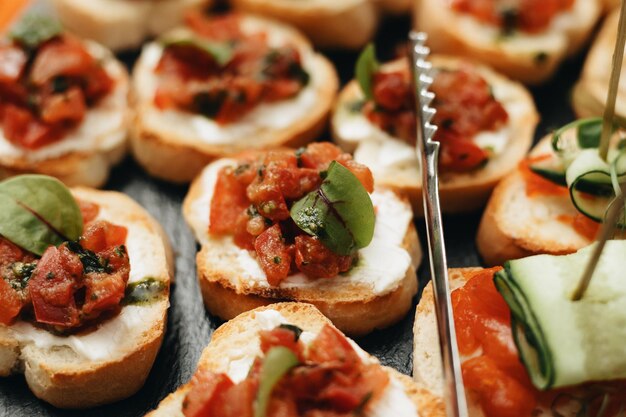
[0,13,585,417]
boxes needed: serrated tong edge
[408,31,469,417]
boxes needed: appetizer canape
[229,0,378,49]
[147,302,445,417]
[573,10,626,124]
[0,15,130,187]
[332,48,538,214]
[131,12,338,183]
[50,0,209,51]
[477,118,625,266]
[0,175,172,408]
[413,0,601,84]
[183,142,421,336]
[414,242,626,417]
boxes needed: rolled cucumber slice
[494,241,626,390]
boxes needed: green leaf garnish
[0,175,83,256]
[254,346,299,417]
[161,37,233,66]
[10,14,62,50]
[122,277,166,306]
[355,43,380,100]
[290,161,375,256]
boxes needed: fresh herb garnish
[122,278,166,305]
[290,161,375,256]
[161,36,233,66]
[278,324,303,341]
[355,44,380,100]
[10,14,62,50]
[67,241,114,274]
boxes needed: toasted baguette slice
[572,10,626,124]
[413,0,601,84]
[0,188,173,409]
[414,268,621,416]
[476,136,599,266]
[332,56,538,215]
[230,0,378,49]
[130,15,339,183]
[183,157,421,336]
[147,302,445,417]
[0,41,130,188]
[50,0,208,51]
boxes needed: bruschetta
[332,52,538,214]
[572,10,626,124]
[49,0,209,51]
[413,0,601,84]
[131,12,339,183]
[414,244,626,417]
[229,0,378,49]
[146,302,445,417]
[476,119,625,266]
[0,175,173,408]
[183,142,421,336]
[0,15,130,188]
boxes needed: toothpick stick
[572,182,626,301]
[599,0,626,161]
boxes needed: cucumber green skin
[529,165,614,196]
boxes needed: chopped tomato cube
[0,277,23,325]
[337,159,374,193]
[299,142,343,170]
[294,235,353,279]
[78,200,100,225]
[40,87,86,124]
[1,104,63,149]
[254,224,293,285]
[183,371,235,417]
[210,166,250,235]
[30,36,94,86]
[80,220,128,253]
[260,327,304,360]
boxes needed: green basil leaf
[161,37,233,66]
[0,175,83,241]
[0,193,64,256]
[254,346,299,417]
[10,14,62,50]
[290,161,375,256]
[355,43,379,100]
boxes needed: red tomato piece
[308,325,360,368]
[80,220,128,253]
[210,166,251,235]
[438,133,489,172]
[0,277,23,325]
[211,378,257,417]
[299,142,343,170]
[1,104,63,149]
[337,159,374,193]
[82,246,130,315]
[260,327,304,360]
[183,371,235,417]
[40,87,86,124]
[29,245,83,327]
[294,235,353,279]
[254,224,293,286]
[78,199,100,225]
[372,71,412,112]
[30,36,95,86]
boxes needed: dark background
[0,11,583,417]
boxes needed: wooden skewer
[0,0,31,34]
[599,0,626,161]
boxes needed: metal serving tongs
[408,32,469,417]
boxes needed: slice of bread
[332,56,538,215]
[146,302,445,417]
[50,0,208,51]
[414,268,620,417]
[230,0,378,49]
[572,10,626,124]
[476,136,598,266]
[413,0,601,84]
[130,14,339,183]
[182,156,422,336]
[0,40,130,188]
[0,188,173,409]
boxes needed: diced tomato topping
[366,66,507,173]
[153,13,309,124]
[29,244,83,327]
[211,378,257,417]
[519,156,569,197]
[80,220,128,253]
[450,0,574,33]
[40,87,86,124]
[0,277,22,325]
[78,200,100,224]
[337,159,375,193]
[299,142,344,170]
[260,327,304,360]
[294,235,354,279]
[254,225,293,286]
[183,372,235,417]
[209,166,250,235]
[30,37,94,86]
[1,104,63,149]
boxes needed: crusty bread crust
[572,11,626,124]
[413,0,601,84]
[332,56,538,215]
[147,303,445,417]
[50,0,209,51]
[0,42,130,188]
[476,135,598,266]
[0,188,173,409]
[182,157,421,336]
[230,0,378,49]
[130,15,339,183]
